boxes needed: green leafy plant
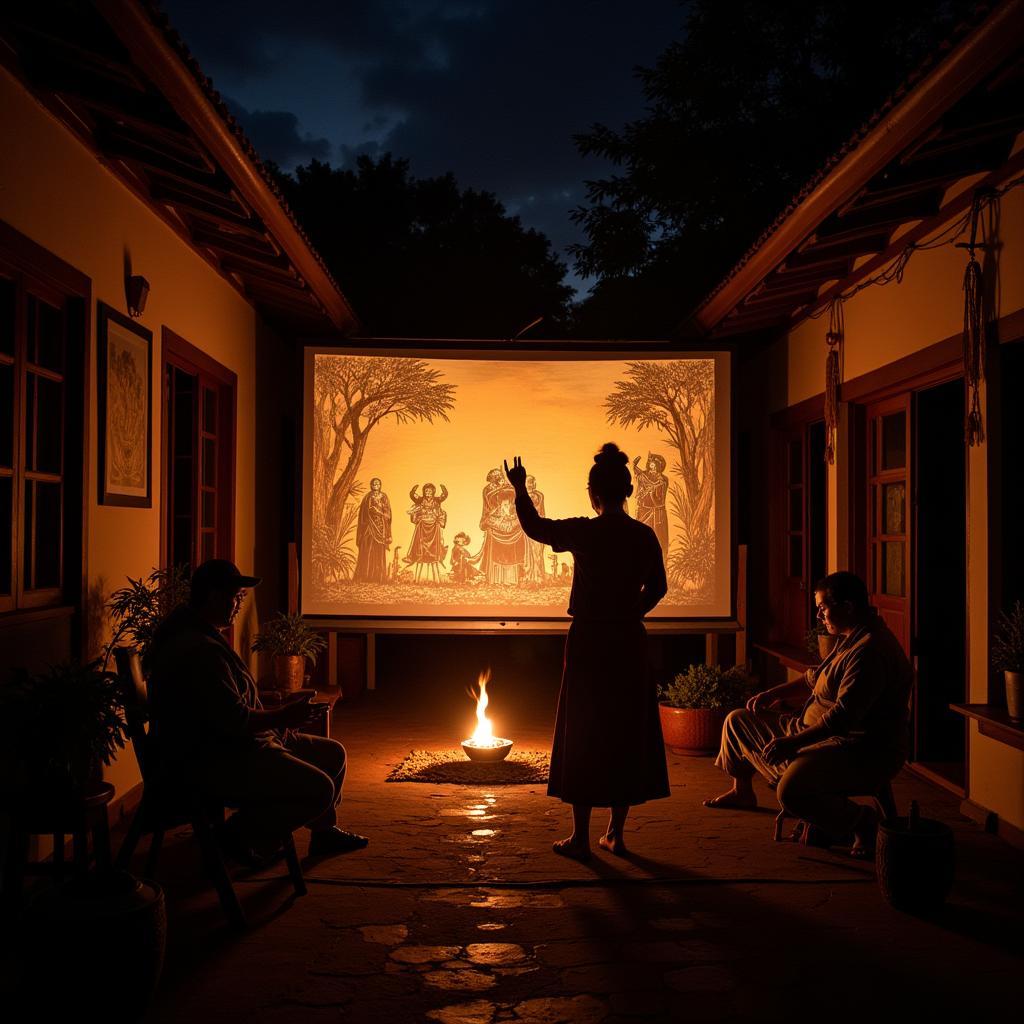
[658,663,751,711]
[992,600,1024,673]
[0,660,127,790]
[805,622,833,653]
[105,565,190,664]
[252,614,327,664]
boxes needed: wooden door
[866,395,911,655]
[779,429,808,644]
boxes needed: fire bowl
[461,738,513,762]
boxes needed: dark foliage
[570,0,980,336]
[273,155,575,338]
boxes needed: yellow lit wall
[0,66,265,805]
[773,163,1024,832]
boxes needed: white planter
[1005,671,1023,722]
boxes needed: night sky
[160,0,687,293]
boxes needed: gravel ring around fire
[386,749,550,784]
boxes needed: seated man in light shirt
[703,571,911,854]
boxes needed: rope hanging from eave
[824,298,844,465]
[959,193,988,447]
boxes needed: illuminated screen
[302,349,731,622]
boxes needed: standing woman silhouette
[504,444,670,860]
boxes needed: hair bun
[595,442,628,466]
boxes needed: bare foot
[598,832,627,856]
[702,789,758,810]
[552,837,591,862]
[850,805,878,859]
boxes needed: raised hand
[504,456,527,490]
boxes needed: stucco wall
[0,67,262,803]
[774,167,1024,831]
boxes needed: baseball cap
[190,559,262,596]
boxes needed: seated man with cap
[146,558,368,864]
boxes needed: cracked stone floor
[6,660,1023,1023]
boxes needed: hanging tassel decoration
[824,298,844,465]
[960,195,986,446]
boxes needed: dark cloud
[162,1,686,288]
[224,99,331,166]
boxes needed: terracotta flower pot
[1005,670,1023,722]
[273,654,306,691]
[659,704,725,756]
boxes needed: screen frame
[300,341,737,633]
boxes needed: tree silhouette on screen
[606,360,714,590]
[313,356,456,569]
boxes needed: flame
[469,669,495,745]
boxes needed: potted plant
[992,599,1024,722]
[658,664,751,756]
[0,659,128,796]
[1,661,167,1015]
[806,622,839,662]
[105,565,190,665]
[252,613,327,691]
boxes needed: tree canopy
[274,155,575,338]
[570,0,978,338]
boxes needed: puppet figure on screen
[405,483,449,582]
[633,454,669,553]
[354,478,393,583]
[450,532,484,584]
[480,487,527,585]
[522,475,547,584]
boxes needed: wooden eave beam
[688,0,1024,336]
[95,0,359,334]
[798,144,1024,327]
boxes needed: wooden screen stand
[366,633,376,691]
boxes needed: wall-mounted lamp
[126,275,150,318]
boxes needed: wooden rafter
[0,3,359,335]
[688,0,1024,340]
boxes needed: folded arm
[817,646,887,738]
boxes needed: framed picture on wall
[97,302,152,507]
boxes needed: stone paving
[5,678,1021,1022]
[134,686,1023,1022]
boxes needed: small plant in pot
[992,599,1024,722]
[658,664,751,756]
[105,565,190,666]
[0,659,128,797]
[806,621,839,661]
[252,613,327,691]
[1,661,167,1016]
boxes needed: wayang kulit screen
[301,349,731,622]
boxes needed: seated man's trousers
[196,732,346,841]
[716,709,903,837]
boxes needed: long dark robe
[354,491,392,582]
[515,494,670,806]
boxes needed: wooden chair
[112,648,306,928]
[773,778,898,843]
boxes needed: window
[866,395,911,654]
[0,238,85,615]
[162,329,235,573]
